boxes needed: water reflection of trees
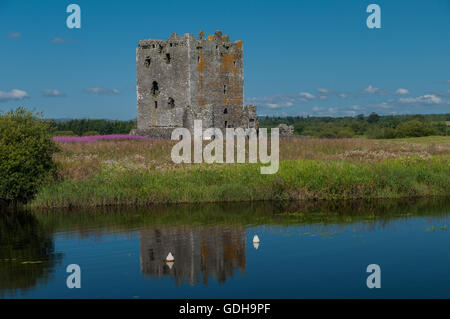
[0,209,62,297]
[139,226,246,286]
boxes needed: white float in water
[253,242,260,250]
[166,252,175,262]
[253,235,260,243]
[166,261,174,269]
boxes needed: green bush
[53,130,75,137]
[337,128,355,138]
[396,120,436,137]
[0,107,59,204]
[366,126,397,139]
[82,131,99,136]
[318,129,337,138]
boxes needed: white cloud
[42,89,66,97]
[395,88,410,95]
[327,107,336,113]
[84,87,120,95]
[363,85,379,94]
[399,94,442,104]
[266,101,293,109]
[317,88,330,94]
[338,93,348,99]
[312,106,323,112]
[0,89,29,102]
[319,95,327,100]
[377,102,393,109]
[8,32,21,39]
[299,92,315,99]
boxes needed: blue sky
[1,0,449,119]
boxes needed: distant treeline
[259,113,450,139]
[49,119,137,136]
[48,113,449,139]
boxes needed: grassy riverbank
[29,137,450,209]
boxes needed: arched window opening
[223,108,228,114]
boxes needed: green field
[29,137,450,209]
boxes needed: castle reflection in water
[139,226,246,286]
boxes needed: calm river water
[1,198,449,298]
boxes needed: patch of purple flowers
[53,134,153,143]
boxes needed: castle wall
[188,31,244,129]
[136,33,190,130]
[135,31,256,138]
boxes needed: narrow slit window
[168,97,175,108]
[154,101,158,109]
[151,81,159,96]
[224,121,228,128]
[165,53,171,64]
[223,85,227,94]
[223,108,228,114]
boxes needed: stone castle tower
[132,30,257,138]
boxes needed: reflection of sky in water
[1,202,449,299]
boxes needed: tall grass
[31,155,450,208]
[53,137,450,181]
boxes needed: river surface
[1,198,449,299]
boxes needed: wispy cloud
[395,88,410,95]
[248,84,448,115]
[0,89,29,102]
[42,89,66,97]
[317,88,330,95]
[84,87,120,95]
[247,92,316,109]
[363,85,379,94]
[51,37,68,44]
[299,92,315,99]
[8,32,21,39]
[399,94,443,104]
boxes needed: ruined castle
[131,31,258,138]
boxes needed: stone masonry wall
[135,31,257,138]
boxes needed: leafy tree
[367,112,380,124]
[0,107,58,204]
[395,120,436,137]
